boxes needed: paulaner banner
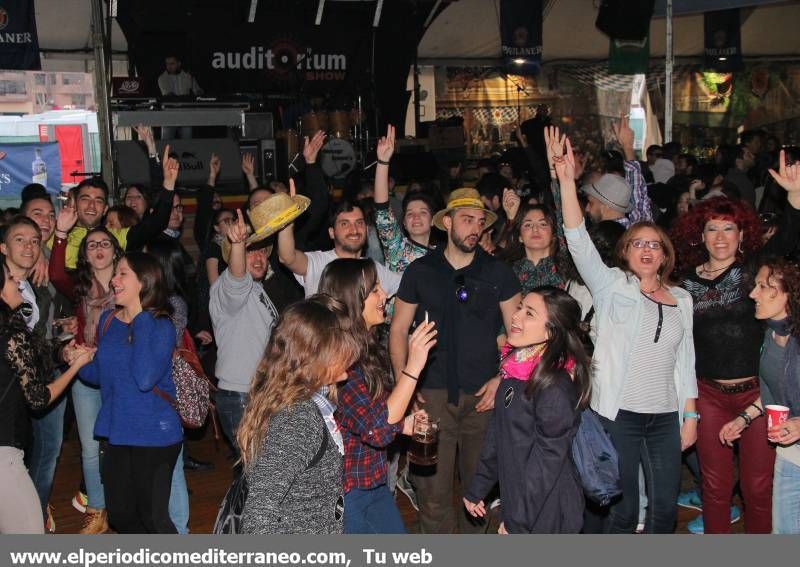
[500,0,543,74]
[0,142,61,197]
[704,8,744,72]
[0,0,41,70]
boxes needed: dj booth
[111,90,279,189]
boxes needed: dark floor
[47,423,741,534]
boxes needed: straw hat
[222,191,310,262]
[431,187,498,231]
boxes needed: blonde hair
[236,295,361,469]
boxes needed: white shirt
[158,70,203,97]
[294,249,402,298]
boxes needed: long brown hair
[237,295,361,469]
[121,251,172,318]
[317,258,392,400]
[615,221,677,287]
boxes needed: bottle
[31,148,47,186]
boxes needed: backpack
[213,421,330,534]
[101,310,216,429]
[571,408,622,507]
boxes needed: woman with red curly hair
[671,152,800,534]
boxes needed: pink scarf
[500,342,575,382]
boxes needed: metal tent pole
[90,0,115,193]
[664,0,673,143]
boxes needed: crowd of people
[0,118,799,535]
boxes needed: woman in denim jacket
[554,137,698,533]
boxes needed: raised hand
[134,124,155,153]
[377,124,396,163]
[303,130,326,164]
[225,209,249,244]
[552,136,577,185]
[55,197,78,235]
[31,255,49,287]
[405,320,437,378]
[544,125,566,175]
[208,152,221,186]
[768,149,800,195]
[611,114,635,159]
[241,153,255,176]
[502,188,521,222]
[162,145,180,190]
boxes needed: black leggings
[102,442,181,534]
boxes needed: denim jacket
[564,222,697,424]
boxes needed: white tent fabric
[418,0,800,62]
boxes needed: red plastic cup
[766,404,790,433]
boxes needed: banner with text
[500,0,543,74]
[704,8,744,72]
[0,0,41,70]
[0,142,61,198]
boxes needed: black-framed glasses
[455,274,469,304]
[86,239,113,251]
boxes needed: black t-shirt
[682,263,763,379]
[397,247,520,401]
[206,240,228,274]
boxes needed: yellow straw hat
[222,192,310,262]
[431,187,498,231]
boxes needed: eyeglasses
[86,239,113,250]
[630,239,662,250]
[172,204,184,212]
[455,274,469,303]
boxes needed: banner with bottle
[0,142,62,198]
[0,0,42,70]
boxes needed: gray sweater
[242,399,344,534]
[209,269,277,393]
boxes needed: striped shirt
[620,294,683,414]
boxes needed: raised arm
[294,131,329,251]
[194,153,219,248]
[241,153,258,191]
[374,125,394,205]
[223,209,248,279]
[50,200,78,300]
[555,137,618,295]
[276,179,309,276]
[761,150,800,258]
[612,115,652,223]
[126,145,176,250]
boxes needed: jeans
[410,388,491,534]
[772,452,800,534]
[344,484,406,534]
[28,392,67,514]
[169,445,189,535]
[215,389,248,461]
[600,410,681,534]
[72,380,105,510]
[696,380,774,533]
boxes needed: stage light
[513,58,526,65]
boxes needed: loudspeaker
[241,112,274,140]
[239,139,277,184]
[595,0,654,41]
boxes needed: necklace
[700,261,734,275]
[641,282,662,296]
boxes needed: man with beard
[389,188,521,533]
[277,196,401,297]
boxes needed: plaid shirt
[337,368,403,493]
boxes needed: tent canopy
[419,0,800,63]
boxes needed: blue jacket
[79,310,182,446]
[564,222,697,424]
